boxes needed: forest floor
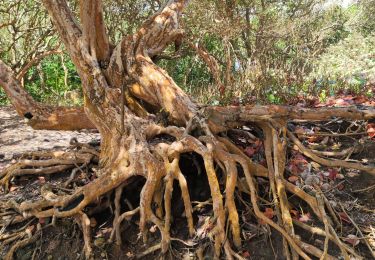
[1,101,375,259]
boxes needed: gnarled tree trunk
[16,0,240,257]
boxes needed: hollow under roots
[1,119,373,260]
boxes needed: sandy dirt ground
[0,106,100,172]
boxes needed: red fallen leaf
[295,126,306,135]
[288,176,299,183]
[338,212,351,223]
[367,123,375,138]
[353,95,368,104]
[344,234,360,246]
[254,139,263,149]
[288,153,308,175]
[259,208,275,225]
[38,176,46,184]
[299,212,311,223]
[307,135,322,143]
[288,164,300,175]
[334,98,352,106]
[242,250,251,258]
[328,168,338,180]
[244,146,255,157]
[264,208,275,219]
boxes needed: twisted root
[1,120,373,259]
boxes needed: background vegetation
[1,0,374,106]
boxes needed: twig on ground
[339,203,375,259]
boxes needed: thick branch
[0,59,95,130]
[189,42,225,95]
[41,0,82,64]
[79,0,110,62]
[103,0,197,126]
[136,0,189,57]
[207,105,375,133]
[16,50,63,81]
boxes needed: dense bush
[309,33,375,96]
[1,0,374,106]
[25,55,82,105]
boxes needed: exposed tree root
[287,129,375,176]
[1,114,375,260]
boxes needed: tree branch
[79,0,110,62]
[41,0,82,59]
[16,50,63,81]
[206,105,375,133]
[0,59,95,130]
[189,41,225,95]
[134,0,189,57]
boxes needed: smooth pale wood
[0,60,95,130]
[206,105,375,133]
[79,0,110,62]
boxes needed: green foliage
[0,54,82,106]
[25,55,83,105]
[0,88,8,105]
[309,33,375,94]
[1,0,374,107]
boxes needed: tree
[2,1,375,259]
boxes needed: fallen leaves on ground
[259,208,275,224]
[367,123,375,139]
[344,234,360,246]
[338,212,351,223]
[288,153,309,175]
[298,212,312,223]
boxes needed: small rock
[126,252,134,258]
[305,175,320,186]
[329,200,338,208]
[301,169,310,180]
[302,185,315,194]
[347,170,360,178]
[321,183,331,191]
